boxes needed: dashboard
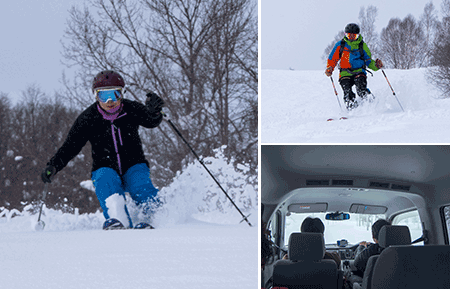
[326,243,358,260]
[280,240,360,263]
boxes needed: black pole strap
[162,112,253,227]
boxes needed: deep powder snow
[261,68,450,143]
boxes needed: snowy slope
[261,68,450,143]
[0,149,258,289]
[0,216,257,289]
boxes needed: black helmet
[345,23,360,34]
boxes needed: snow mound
[153,146,257,227]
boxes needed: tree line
[62,0,257,175]
[323,0,450,97]
[0,0,257,214]
[0,88,98,213]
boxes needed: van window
[268,214,277,244]
[391,209,423,245]
[443,205,450,244]
[268,210,282,246]
[284,212,385,246]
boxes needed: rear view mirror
[325,211,350,220]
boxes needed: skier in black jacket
[353,219,391,275]
[41,70,164,230]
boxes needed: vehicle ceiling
[261,145,450,220]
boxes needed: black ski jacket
[353,243,383,274]
[48,99,162,176]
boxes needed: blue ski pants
[91,163,159,227]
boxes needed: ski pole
[381,69,404,112]
[330,76,344,112]
[35,183,48,231]
[161,112,253,227]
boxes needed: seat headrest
[378,225,411,248]
[288,232,325,261]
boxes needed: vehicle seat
[272,232,340,288]
[354,225,411,289]
[371,244,450,288]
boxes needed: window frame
[440,205,450,245]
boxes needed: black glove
[41,165,56,183]
[145,91,165,114]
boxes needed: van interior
[261,145,450,289]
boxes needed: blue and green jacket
[327,36,379,78]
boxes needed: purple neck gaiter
[97,103,123,121]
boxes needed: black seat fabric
[378,225,411,248]
[272,232,339,289]
[359,255,378,288]
[289,232,325,261]
[355,225,411,289]
[372,245,450,288]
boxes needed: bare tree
[380,15,427,69]
[420,1,438,66]
[61,0,258,187]
[442,0,450,19]
[428,0,450,97]
[200,0,257,167]
[322,30,345,64]
[0,93,12,209]
[359,5,379,57]
[2,86,95,212]
[0,93,11,159]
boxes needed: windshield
[284,212,386,246]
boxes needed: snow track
[261,68,450,143]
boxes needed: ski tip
[327,117,348,121]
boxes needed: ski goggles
[346,33,359,41]
[95,88,123,103]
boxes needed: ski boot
[103,218,125,230]
[134,222,155,229]
[344,97,358,111]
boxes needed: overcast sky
[261,0,441,71]
[2,0,442,105]
[1,0,79,104]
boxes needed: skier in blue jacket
[41,70,164,230]
[326,23,384,110]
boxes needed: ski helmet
[92,70,125,92]
[345,23,360,34]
